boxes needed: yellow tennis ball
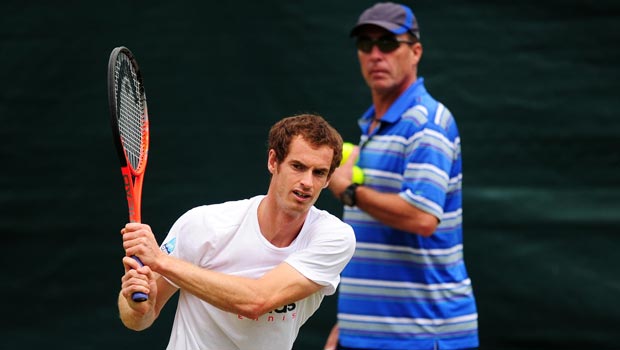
[352,166,364,184]
[341,142,355,165]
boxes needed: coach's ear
[267,149,277,174]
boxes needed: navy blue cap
[350,2,420,39]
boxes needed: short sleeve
[284,214,356,296]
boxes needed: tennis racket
[108,46,150,302]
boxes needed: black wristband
[341,183,360,207]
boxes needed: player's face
[268,136,332,215]
[356,26,421,96]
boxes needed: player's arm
[121,223,323,319]
[154,255,322,319]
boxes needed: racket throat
[121,166,141,222]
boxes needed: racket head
[108,46,149,176]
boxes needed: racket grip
[131,255,149,302]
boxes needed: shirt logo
[161,237,176,254]
[237,303,297,323]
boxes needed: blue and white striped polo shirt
[338,78,479,350]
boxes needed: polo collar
[359,77,427,125]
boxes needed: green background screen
[1,1,618,349]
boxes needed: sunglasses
[356,36,414,53]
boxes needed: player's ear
[267,149,277,174]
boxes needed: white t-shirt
[160,195,355,350]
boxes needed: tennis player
[118,114,356,350]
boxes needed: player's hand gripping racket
[108,46,150,302]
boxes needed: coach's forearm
[117,292,157,331]
[354,186,438,236]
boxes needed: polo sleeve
[399,126,455,220]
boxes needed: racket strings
[115,54,147,171]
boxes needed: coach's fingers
[323,324,339,350]
[344,145,360,167]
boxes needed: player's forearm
[117,292,157,331]
[153,254,268,319]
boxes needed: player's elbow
[238,306,264,320]
[121,319,147,332]
[118,293,157,331]
[236,296,271,320]
[119,313,155,332]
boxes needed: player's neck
[257,196,305,247]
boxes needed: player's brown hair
[268,114,343,176]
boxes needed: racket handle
[131,255,149,302]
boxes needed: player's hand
[121,256,158,311]
[121,223,164,268]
